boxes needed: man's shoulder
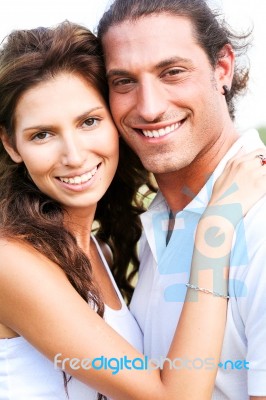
[245,195,266,225]
[239,195,266,254]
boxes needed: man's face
[102,14,232,175]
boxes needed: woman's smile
[10,73,119,212]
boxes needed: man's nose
[136,78,167,122]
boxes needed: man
[97,1,266,398]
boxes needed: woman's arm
[0,149,265,400]
[167,148,266,397]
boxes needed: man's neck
[155,129,239,212]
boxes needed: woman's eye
[32,131,51,141]
[84,118,99,127]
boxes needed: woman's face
[7,72,119,214]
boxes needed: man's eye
[164,68,183,77]
[113,78,134,86]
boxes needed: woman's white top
[0,236,143,399]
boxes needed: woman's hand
[210,148,266,217]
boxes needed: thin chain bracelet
[186,283,230,299]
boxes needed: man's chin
[141,161,185,175]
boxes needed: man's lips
[134,120,186,138]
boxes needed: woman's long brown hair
[0,21,154,399]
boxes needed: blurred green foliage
[258,126,266,144]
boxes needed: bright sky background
[0,0,265,132]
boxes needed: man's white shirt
[130,129,266,399]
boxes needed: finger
[227,147,266,165]
[239,148,266,162]
[256,154,266,167]
[226,149,266,175]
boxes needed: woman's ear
[0,131,23,163]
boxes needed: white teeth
[142,122,180,138]
[81,174,88,183]
[91,167,97,176]
[59,165,98,185]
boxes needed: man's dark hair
[98,0,252,120]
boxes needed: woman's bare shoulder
[0,237,35,254]
[0,237,36,269]
[0,236,68,298]
[0,237,62,271]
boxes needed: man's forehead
[102,16,202,73]
[102,13,195,45]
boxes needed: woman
[0,21,265,400]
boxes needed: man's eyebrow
[106,69,130,79]
[106,57,192,79]
[155,56,192,69]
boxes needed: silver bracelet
[186,283,229,299]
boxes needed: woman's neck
[63,206,96,255]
